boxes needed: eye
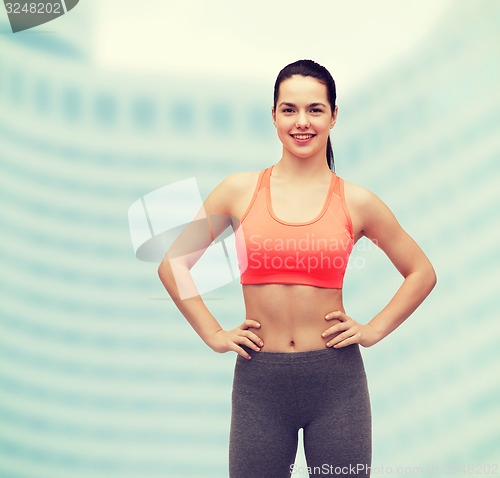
[282,108,294,113]
[311,108,323,113]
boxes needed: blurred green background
[0,1,499,477]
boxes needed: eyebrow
[278,102,327,108]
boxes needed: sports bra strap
[333,171,341,197]
[239,168,268,224]
[257,167,270,191]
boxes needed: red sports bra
[235,165,354,289]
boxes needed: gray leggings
[229,344,372,478]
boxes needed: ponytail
[327,136,335,172]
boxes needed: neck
[274,148,331,180]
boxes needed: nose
[295,112,310,129]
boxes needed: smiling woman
[158,59,436,477]
[272,72,338,170]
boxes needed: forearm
[368,265,437,342]
[157,258,222,348]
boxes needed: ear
[330,105,338,129]
[271,106,277,127]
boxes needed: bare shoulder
[222,171,261,193]
[342,179,400,240]
[204,170,261,218]
[342,179,376,209]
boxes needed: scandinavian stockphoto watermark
[290,463,500,476]
[3,0,79,33]
[244,233,353,274]
[290,463,371,476]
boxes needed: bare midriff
[242,283,345,352]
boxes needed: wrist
[365,322,385,345]
[204,328,223,350]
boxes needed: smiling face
[272,75,337,163]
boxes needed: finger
[324,311,347,321]
[321,322,349,338]
[234,345,252,360]
[332,336,357,348]
[322,318,342,327]
[242,319,261,329]
[327,330,355,347]
[236,336,261,352]
[240,330,264,347]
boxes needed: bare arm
[324,184,437,347]
[361,187,437,340]
[157,174,263,359]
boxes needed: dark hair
[273,59,337,171]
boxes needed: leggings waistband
[239,343,360,364]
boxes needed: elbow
[157,259,180,300]
[157,258,172,284]
[428,267,437,293]
[423,262,437,295]
[157,261,165,280]
[407,260,437,295]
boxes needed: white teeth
[293,134,314,139]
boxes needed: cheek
[276,121,292,136]
[276,130,289,144]
[313,122,330,135]
[276,123,290,137]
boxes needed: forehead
[277,75,329,104]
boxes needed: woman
[158,59,436,477]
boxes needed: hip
[234,343,368,398]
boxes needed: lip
[290,133,316,144]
